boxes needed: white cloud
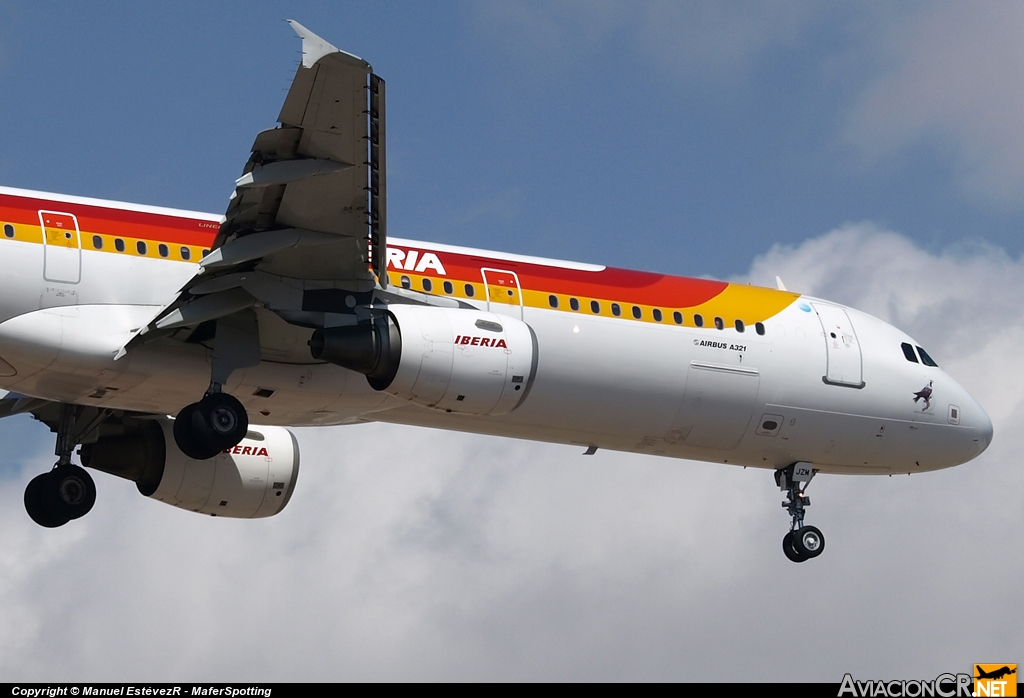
[1,224,1022,680]
[744,222,1024,424]
[846,4,1024,208]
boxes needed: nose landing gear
[776,463,825,563]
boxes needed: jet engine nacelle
[80,417,299,518]
[310,305,538,415]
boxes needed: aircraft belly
[357,309,786,464]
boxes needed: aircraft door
[39,211,82,284]
[481,268,523,320]
[813,302,864,388]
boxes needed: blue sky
[1,1,1023,682]
[3,2,1024,278]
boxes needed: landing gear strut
[776,462,825,563]
[24,404,97,528]
[172,312,257,460]
[173,388,249,460]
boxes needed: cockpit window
[901,342,919,363]
[916,346,938,367]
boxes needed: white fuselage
[0,187,992,475]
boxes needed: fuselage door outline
[38,210,82,284]
[813,302,865,388]
[481,268,523,320]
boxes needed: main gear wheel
[173,392,249,460]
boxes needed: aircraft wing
[127,21,387,350]
[212,20,386,286]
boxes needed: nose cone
[967,397,994,460]
[948,371,993,463]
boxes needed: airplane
[0,21,992,563]
[975,666,1016,681]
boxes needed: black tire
[195,392,248,451]
[783,531,808,563]
[41,464,96,521]
[792,525,825,559]
[24,472,70,528]
[174,403,221,460]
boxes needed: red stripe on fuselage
[0,191,728,307]
[0,193,219,247]
[389,245,728,308]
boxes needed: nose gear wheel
[776,464,825,563]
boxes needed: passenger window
[549,295,558,308]
[694,314,704,327]
[755,322,765,335]
[631,306,642,319]
[158,243,169,258]
[201,249,210,257]
[115,238,125,252]
[916,346,938,367]
[714,317,724,330]
[611,303,621,317]
[422,278,433,292]
[673,311,683,325]
[443,280,454,294]
[400,275,411,289]
[570,298,580,311]
[92,235,103,249]
[3,224,14,238]
[590,300,600,314]
[735,320,745,332]
[137,241,147,255]
[180,247,191,261]
[901,342,919,363]
[464,283,475,297]
[653,309,663,322]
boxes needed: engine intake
[81,418,299,518]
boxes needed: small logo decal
[913,380,934,411]
[223,445,270,456]
[974,664,1016,697]
[455,335,508,348]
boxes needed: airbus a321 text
[0,23,992,562]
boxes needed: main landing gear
[776,463,825,563]
[24,404,97,528]
[173,389,249,460]
[172,311,258,460]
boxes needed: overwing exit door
[481,268,523,320]
[39,211,82,284]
